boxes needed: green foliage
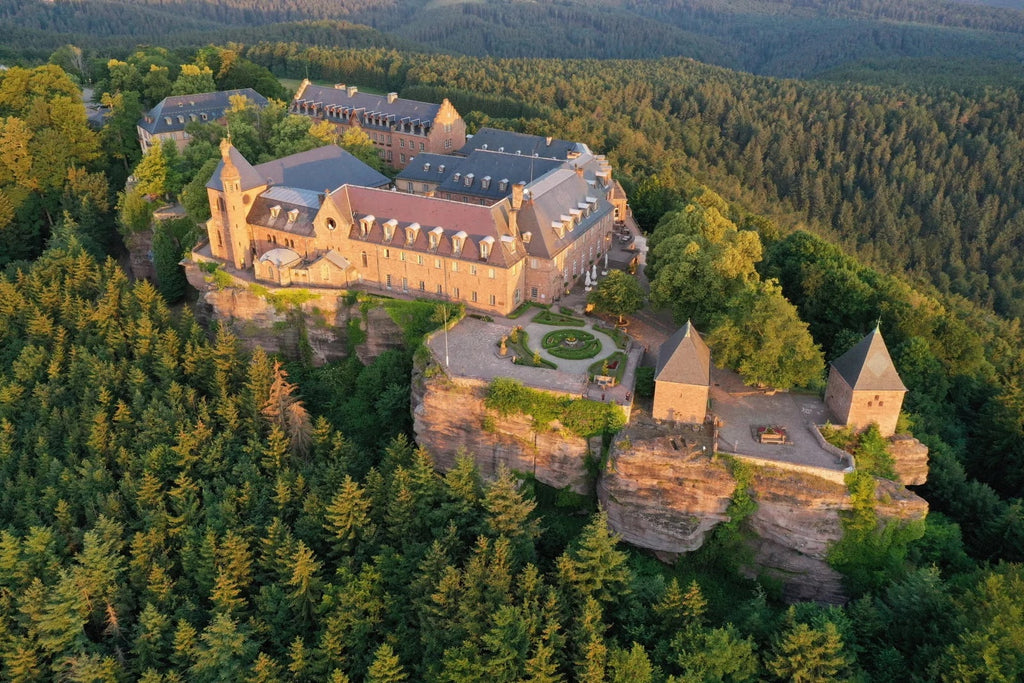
[588,352,628,385]
[533,309,586,327]
[822,424,897,480]
[542,329,602,360]
[381,298,450,347]
[503,328,557,369]
[506,301,548,320]
[484,378,623,438]
[587,270,644,325]
[634,367,655,399]
[152,217,198,303]
[248,284,319,313]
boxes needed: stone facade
[291,81,466,169]
[137,89,268,154]
[198,140,618,316]
[825,328,906,437]
[652,382,709,424]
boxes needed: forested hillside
[5,0,1024,79]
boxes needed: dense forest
[5,0,1024,79]
[1,11,1023,677]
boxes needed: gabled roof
[293,84,442,128]
[139,88,268,135]
[830,327,907,392]
[515,169,613,259]
[458,127,590,160]
[655,321,711,386]
[435,151,562,203]
[336,186,520,268]
[208,144,389,193]
[259,248,301,268]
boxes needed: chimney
[575,164,584,178]
[546,136,552,146]
[387,92,398,103]
[347,86,358,97]
[511,182,525,211]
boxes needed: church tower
[825,327,907,437]
[217,139,254,271]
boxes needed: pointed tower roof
[208,140,263,192]
[655,321,711,386]
[830,327,906,392]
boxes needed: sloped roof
[655,321,711,386]
[336,186,520,268]
[208,144,389,192]
[293,84,442,128]
[396,153,457,183]
[458,127,590,160]
[259,248,301,268]
[436,151,562,203]
[830,327,907,392]
[139,88,268,135]
[515,169,613,260]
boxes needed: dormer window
[383,219,398,242]
[561,215,573,231]
[429,226,443,249]
[498,147,504,153]
[465,173,474,187]
[423,162,431,171]
[499,179,508,192]
[479,236,494,260]
[177,115,184,124]
[482,176,491,190]
[201,113,208,121]
[551,220,565,239]
[360,215,375,236]
[164,117,172,125]
[570,208,582,224]
[270,205,282,219]
[287,209,299,223]
[452,230,467,256]
[453,172,461,183]
[522,231,532,243]
[438,164,445,173]
[405,222,420,245]
[501,235,516,255]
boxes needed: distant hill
[5,0,1024,77]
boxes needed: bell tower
[219,139,253,271]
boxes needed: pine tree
[768,614,850,683]
[366,643,407,683]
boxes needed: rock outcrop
[412,362,593,493]
[888,435,930,486]
[599,421,929,602]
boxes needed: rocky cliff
[412,370,593,493]
[185,266,406,365]
[600,421,929,603]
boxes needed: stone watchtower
[825,327,906,437]
[652,321,711,424]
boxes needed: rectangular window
[384,248,390,259]
[419,142,425,151]
[402,277,408,292]
[385,274,392,289]
[400,139,406,148]
[489,294,496,306]
[451,261,458,272]
[387,151,393,161]
[488,268,495,279]
[531,287,538,298]
[530,258,538,269]
[435,258,441,268]
[400,251,406,262]
[417,254,423,265]
[470,265,477,275]
[454,287,460,298]
[419,280,425,291]
[437,284,443,295]
[471,291,477,302]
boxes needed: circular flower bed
[542,329,602,359]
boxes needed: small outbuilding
[825,327,906,437]
[653,321,711,424]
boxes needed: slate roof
[655,321,712,386]
[246,187,320,237]
[208,145,389,193]
[515,169,613,260]
[335,186,521,268]
[830,327,907,392]
[293,84,441,131]
[397,149,565,204]
[396,153,456,183]
[139,89,268,135]
[458,127,590,160]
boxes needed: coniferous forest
[1,2,1024,679]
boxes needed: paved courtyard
[427,308,643,405]
[709,365,845,471]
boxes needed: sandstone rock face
[887,435,930,486]
[190,281,405,366]
[599,431,733,556]
[600,421,929,603]
[412,372,592,493]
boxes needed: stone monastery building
[197,120,623,315]
[138,88,269,154]
[290,80,466,169]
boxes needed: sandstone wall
[600,423,929,603]
[888,435,930,486]
[412,374,592,492]
[652,380,709,423]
